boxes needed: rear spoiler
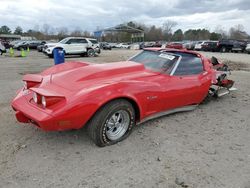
[30,88,64,97]
[23,74,43,83]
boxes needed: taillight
[40,96,64,108]
[41,96,46,108]
[32,92,41,103]
[24,81,39,89]
[31,91,64,108]
[33,92,38,103]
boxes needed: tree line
[0,21,249,42]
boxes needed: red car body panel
[11,48,221,131]
[166,43,184,49]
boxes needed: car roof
[144,47,202,57]
[64,37,97,40]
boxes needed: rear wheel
[88,99,135,147]
[221,47,227,53]
[0,50,2,55]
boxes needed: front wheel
[87,99,135,147]
[87,49,95,57]
[48,54,53,58]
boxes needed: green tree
[172,29,183,41]
[14,26,23,35]
[0,25,12,34]
[210,32,222,40]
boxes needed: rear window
[130,50,179,73]
[173,52,204,76]
[78,39,87,43]
[89,40,98,44]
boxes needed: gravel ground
[0,49,250,188]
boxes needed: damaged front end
[207,56,237,99]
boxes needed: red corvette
[11,48,235,146]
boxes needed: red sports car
[11,48,235,146]
[166,42,184,49]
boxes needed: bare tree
[229,24,248,39]
[57,27,68,40]
[82,30,91,37]
[162,20,177,41]
[42,24,51,35]
[214,25,227,39]
[71,27,82,36]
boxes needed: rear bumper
[12,97,57,131]
[11,89,94,131]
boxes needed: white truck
[44,37,100,58]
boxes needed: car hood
[45,42,57,47]
[51,61,158,91]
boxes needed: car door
[160,54,211,111]
[78,39,88,53]
[63,39,75,53]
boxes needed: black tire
[87,99,135,147]
[221,47,227,53]
[87,49,95,57]
[48,54,53,58]
[0,50,2,55]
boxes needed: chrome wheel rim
[106,110,130,141]
[88,49,95,57]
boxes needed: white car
[246,43,250,54]
[194,41,208,51]
[44,37,100,58]
[115,43,130,49]
[0,42,6,55]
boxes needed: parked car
[194,41,208,51]
[116,43,130,49]
[37,41,47,52]
[183,41,197,50]
[201,41,218,51]
[13,40,44,50]
[44,37,100,58]
[144,42,155,48]
[153,41,163,47]
[9,40,22,48]
[11,48,235,147]
[166,42,183,49]
[100,42,112,50]
[13,41,28,50]
[0,40,11,49]
[0,42,6,55]
[217,39,247,53]
[109,43,119,48]
[245,43,250,54]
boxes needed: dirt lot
[0,49,250,188]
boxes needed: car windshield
[89,39,98,44]
[59,38,69,44]
[129,50,179,73]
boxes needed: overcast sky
[0,0,250,34]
